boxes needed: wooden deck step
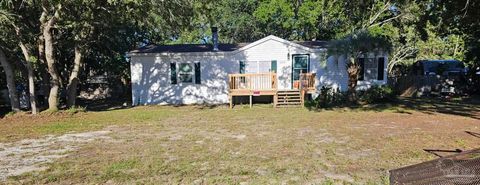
[278,91,300,95]
[278,101,301,103]
[278,97,301,100]
[275,89,303,107]
[278,94,300,97]
[276,104,302,108]
[278,96,301,100]
[278,100,302,103]
[278,94,301,97]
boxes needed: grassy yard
[1,98,479,184]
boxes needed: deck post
[273,93,278,108]
[249,95,252,108]
[300,90,304,106]
[229,95,233,109]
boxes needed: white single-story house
[128,29,388,107]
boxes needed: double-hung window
[364,58,378,80]
[358,57,385,81]
[170,62,201,84]
[178,63,194,83]
[239,60,278,74]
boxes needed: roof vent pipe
[212,27,219,51]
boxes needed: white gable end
[237,35,314,53]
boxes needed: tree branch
[369,13,403,28]
[365,1,391,28]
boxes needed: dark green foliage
[359,85,396,104]
[306,85,397,109]
[305,86,348,108]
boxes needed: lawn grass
[0,106,177,143]
[1,99,480,184]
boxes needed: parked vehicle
[413,60,467,76]
[412,60,468,96]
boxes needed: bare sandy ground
[0,130,111,180]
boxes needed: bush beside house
[306,85,397,109]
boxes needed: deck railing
[228,73,277,91]
[294,73,316,91]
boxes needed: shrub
[306,86,348,108]
[359,85,396,104]
[305,85,396,109]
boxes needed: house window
[358,57,385,81]
[178,63,194,83]
[241,61,277,73]
[364,58,378,80]
[170,62,201,84]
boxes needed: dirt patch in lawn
[0,129,112,180]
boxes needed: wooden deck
[228,73,315,108]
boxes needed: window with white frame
[178,63,194,83]
[240,61,277,73]
[170,62,201,84]
[358,57,385,81]
[364,58,378,80]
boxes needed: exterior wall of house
[130,54,236,105]
[130,36,389,105]
[130,38,319,105]
[356,53,389,90]
[233,39,316,90]
[312,53,388,94]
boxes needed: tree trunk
[18,41,38,114]
[42,10,60,112]
[38,34,50,107]
[67,45,83,107]
[0,48,21,112]
[346,58,359,103]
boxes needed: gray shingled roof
[294,41,329,49]
[130,43,249,53]
[130,41,328,54]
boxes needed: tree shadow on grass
[422,131,479,158]
[306,96,480,120]
[397,97,480,120]
[423,149,463,158]
[167,103,227,110]
[465,131,480,139]
[306,100,413,114]
[77,98,132,112]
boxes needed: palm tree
[328,30,392,102]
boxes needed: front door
[292,54,310,89]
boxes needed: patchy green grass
[1,100,480,184]
[0,106,177,142]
